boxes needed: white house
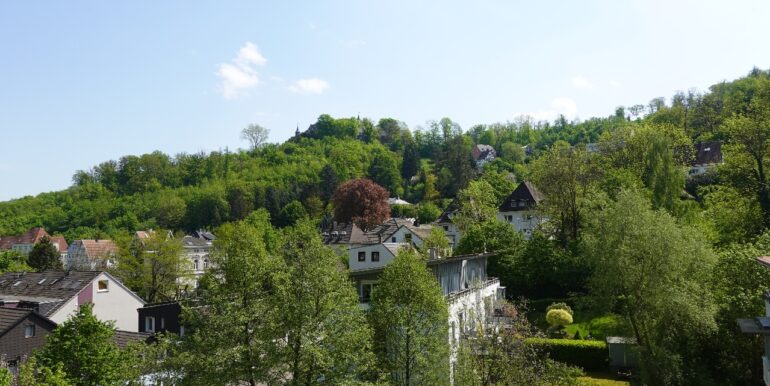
[344,219,433,271]
[435,200,462,248]
[496,181,547,239]
[180,231,216,286]
[0,271,145,332]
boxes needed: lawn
[578,372,631,386]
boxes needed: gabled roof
[436,199,459,224]
[349,218,431,245]
[692,141,723,166]
[499,181,544,212]
[0,228,67,252]
[322,222,354,244]
[113,330,153,348]
[0,307,56,337]
[0,271,145,317]
[70,240,119,259]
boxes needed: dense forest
[4,68,770,385]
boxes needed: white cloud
[516,97,578,121]
[571,75,593,89]
[216,42,267,99]
[289,78,330,95]
[609,80,621,87]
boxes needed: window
[97,280,109,292]
[443,225,449,231]
[203,259,209,269]
[371,252,380,262]
[160,317,165,330]
[358,251,365,262]
[504,215,513,223]
[391,237,396,242]
[24,325,35,338]
[179,325,185,337]
[404,233,412,243]
[145,316,155,332]
[360,282,377,302]
[193,260,199,270]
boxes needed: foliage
[454,303,582,386]
[0,250,32,273]
[278,220,376,383]
[28,236,63,272]
[370,249,449,385]
[584,189,716,385]
[455,220,526,292]
[546,309,574,328]
[420,227,451,258]
[526,338,608,372]
[332,179,390,231]
[17,357,72,386]
[35,303,128,386]
[546,302,574,316]
[415,202,441,224]
[114,230,186,303]
[453,180,498,233]
[176,210,285,385]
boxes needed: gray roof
[113,330,152,348]
[0,271,101,316]
[0,307,56,336]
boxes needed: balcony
[446,277,500,303]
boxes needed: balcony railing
[446,277,500,303]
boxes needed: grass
[578,372,631,386]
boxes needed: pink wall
[77,283,93,305]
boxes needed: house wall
[138,303,182,335]
[0,315,54,360]
[497,209,546,239]
[436,221,461,248]
[51,273,144,332]
[388,226,425,247]
[447,280,501,360]
[348,244,398,271]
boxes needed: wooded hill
[0,67,768,248]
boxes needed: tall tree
[115,230,186,303]
[723,102,770,228]
[179,211,285,386]
[35,303,129,386]
[644,135,685,212]
[437,135,476,197]
[279,221,375,384]
[332,179,390,231]
[28,236,63,272]
[585,189,716,385]
[452,180,498,233]
[368,150,402,195]
[241,123,270,150]
[401,138,420,179]
[320,164,339,204]
[531,143,599,246]
[371,250,450,385]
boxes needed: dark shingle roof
[499,181,544,211]
[692,141,723,166]
[322,222,354,244]
[0,307,56,336]
[113,330,153,348]
[436,199,460,224]
[0,271,101,316]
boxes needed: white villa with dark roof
[496,181,547,239]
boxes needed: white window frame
[97,280,109,292]
[145,316,155,332]
[24,324,35,338]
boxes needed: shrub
[546,302,574,316]
[587,314,631,341]
[527,338,608,371]
[546,309,573,327]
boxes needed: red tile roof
[0,228,67,252]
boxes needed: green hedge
[526,338,607,371]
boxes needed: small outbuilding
[606,336,639,370]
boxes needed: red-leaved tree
[332,178,390,231]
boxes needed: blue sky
[1,1,770,201]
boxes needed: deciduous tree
[332,179,390,231]
[28,236,63,272]
[371,250,449,385]
[241,123,270,150]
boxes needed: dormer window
[391,237,396,242]
[371,252,380,262]
[404,233,412,243]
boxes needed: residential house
[332,218,434,271]
[689,141,723,176]
[0,271,145,332]
[349,251,504,374]
[0,307,57,370]
[738,256,770,385]
[0,227,68,260]
[471,144,497,169]
[138,301,183,336]
[435,200,461,248]
[181,231,215,285]
[65,239,119,270]
[496,181,547,239]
